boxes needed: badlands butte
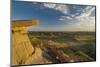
[12,19,96,66]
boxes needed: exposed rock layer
[12,27,51,66]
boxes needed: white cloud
[43,3,56,9]
[58,16,74,25]
[57,16,95,31]
[58,16,72,21]
[78,6,95,17]
[62,16,72,20]
[73,6,96,31]
[43,3,69,14]
[57,6,96,31]
[16,0,68,15]
[73,16,95,31]
[27,3,95,31]
[28,16,95,31]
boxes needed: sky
[12,0,96,32]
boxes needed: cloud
[58,15,74,25]
[17,1,69,15]
[29,16,95,32]
[78,6,95,17]
[57,6,96,31]
[19,1,95,31]
[61,16,72,20]
[43,3,56,9]
[43,3,69,14]
[74,6,95,31]
[44,6,95,31]
[73,16,95,31]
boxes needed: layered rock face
[12,20,51,66]
[12,27,33,65]
[12,27,51,65]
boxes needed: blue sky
[12,0,96,31]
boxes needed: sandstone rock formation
[12,20,51,66]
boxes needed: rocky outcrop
[12,27,51,66]
[11,19,52,66]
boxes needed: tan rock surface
[12,19,52,66]
[12,27,51,66]
[12,27,35,65]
